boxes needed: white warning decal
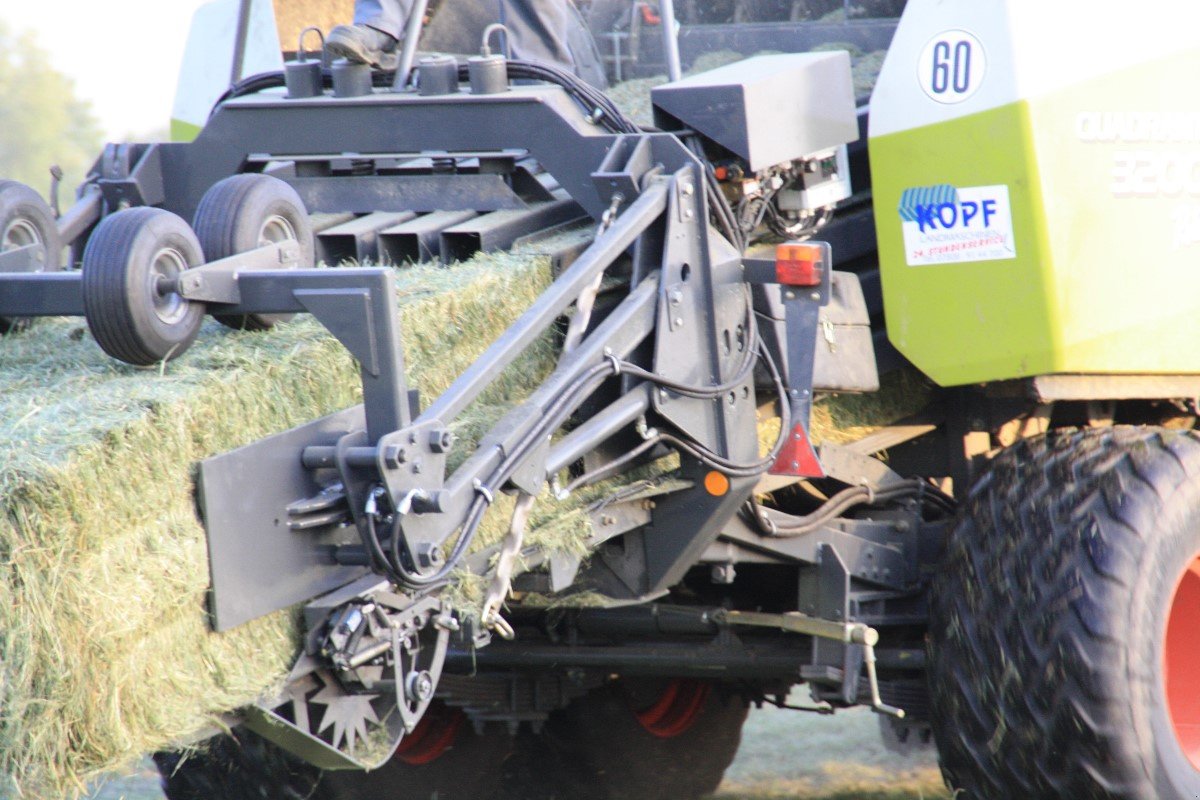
[898,184,1017,266]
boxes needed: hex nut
[415,542,445,569]
[383,445,407,468]
[429,429,455,453]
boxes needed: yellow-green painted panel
[1027,49,1200,374]
[872,49,1200,386]
[872,102,1056,385]
[170,118,203,143]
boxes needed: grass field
[82,705,948,800]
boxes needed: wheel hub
[147,247,190,325]
[2,218,45,272]
[1165,554,1200,771]
[394,703,464,766]
[632,679,710,739]
[258,214,298,248]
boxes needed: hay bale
[0,252,558,798]
[0,233,925,798]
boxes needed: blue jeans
[354,0,606,88]
[353,0,414,38]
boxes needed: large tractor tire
[528,678,748,800]
[929,426,1200,799]
[157,704,513,800]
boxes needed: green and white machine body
[171,0,283,143]
[870,0,1200,386]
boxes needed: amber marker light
[775,241,825,287]
[704,470,730,496]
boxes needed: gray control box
[651,52,859,172]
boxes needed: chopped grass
[0,252,559,798]
[0,234,928,797]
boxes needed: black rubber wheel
[529,678,748,800]
[157,704,513,800]
[322,704,515,800]
[929,426,1200,799]
[0,179,63,333]
[81,207,205,366]
[192,173,313,331]
[877,714,935,757]
[154,728,327,800]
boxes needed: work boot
[326,24,400,70]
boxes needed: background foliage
[0,22,102,200]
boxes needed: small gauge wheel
[82,207,206,366]
[193,174,313,331]
[0,180,63,332]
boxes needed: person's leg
[500,0,608,88]
[328,0,415,68]
[352,0,414,39]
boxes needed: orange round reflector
[704,471,730,497]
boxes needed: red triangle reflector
[769,423,825,478]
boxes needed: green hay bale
[0,235,926,798]
[0,253,559,798]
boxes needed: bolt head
[406,670,435,702]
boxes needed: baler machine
[0,46,943,768]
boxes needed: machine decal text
[898,184,1016,266]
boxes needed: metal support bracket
[176,241,301,304]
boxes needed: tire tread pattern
[192,174,312,332]
[930,426,1200,800]
[82,207,203,366]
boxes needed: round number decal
[918,30,986,104]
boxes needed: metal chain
[481,492,535,640]
[562,193,625,355]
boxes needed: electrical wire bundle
[747,478,956,538]
[360,302,790,592]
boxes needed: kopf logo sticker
[898,184,1017,266]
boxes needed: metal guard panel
[200,406,368,631]
[651,52,858,171]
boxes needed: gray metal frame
[0,60,949,763]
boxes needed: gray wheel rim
[258,214,298,248]
[2,218,45,272]
[148,247,190,325]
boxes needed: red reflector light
[769,423,825,478]
[775,243,824,287]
